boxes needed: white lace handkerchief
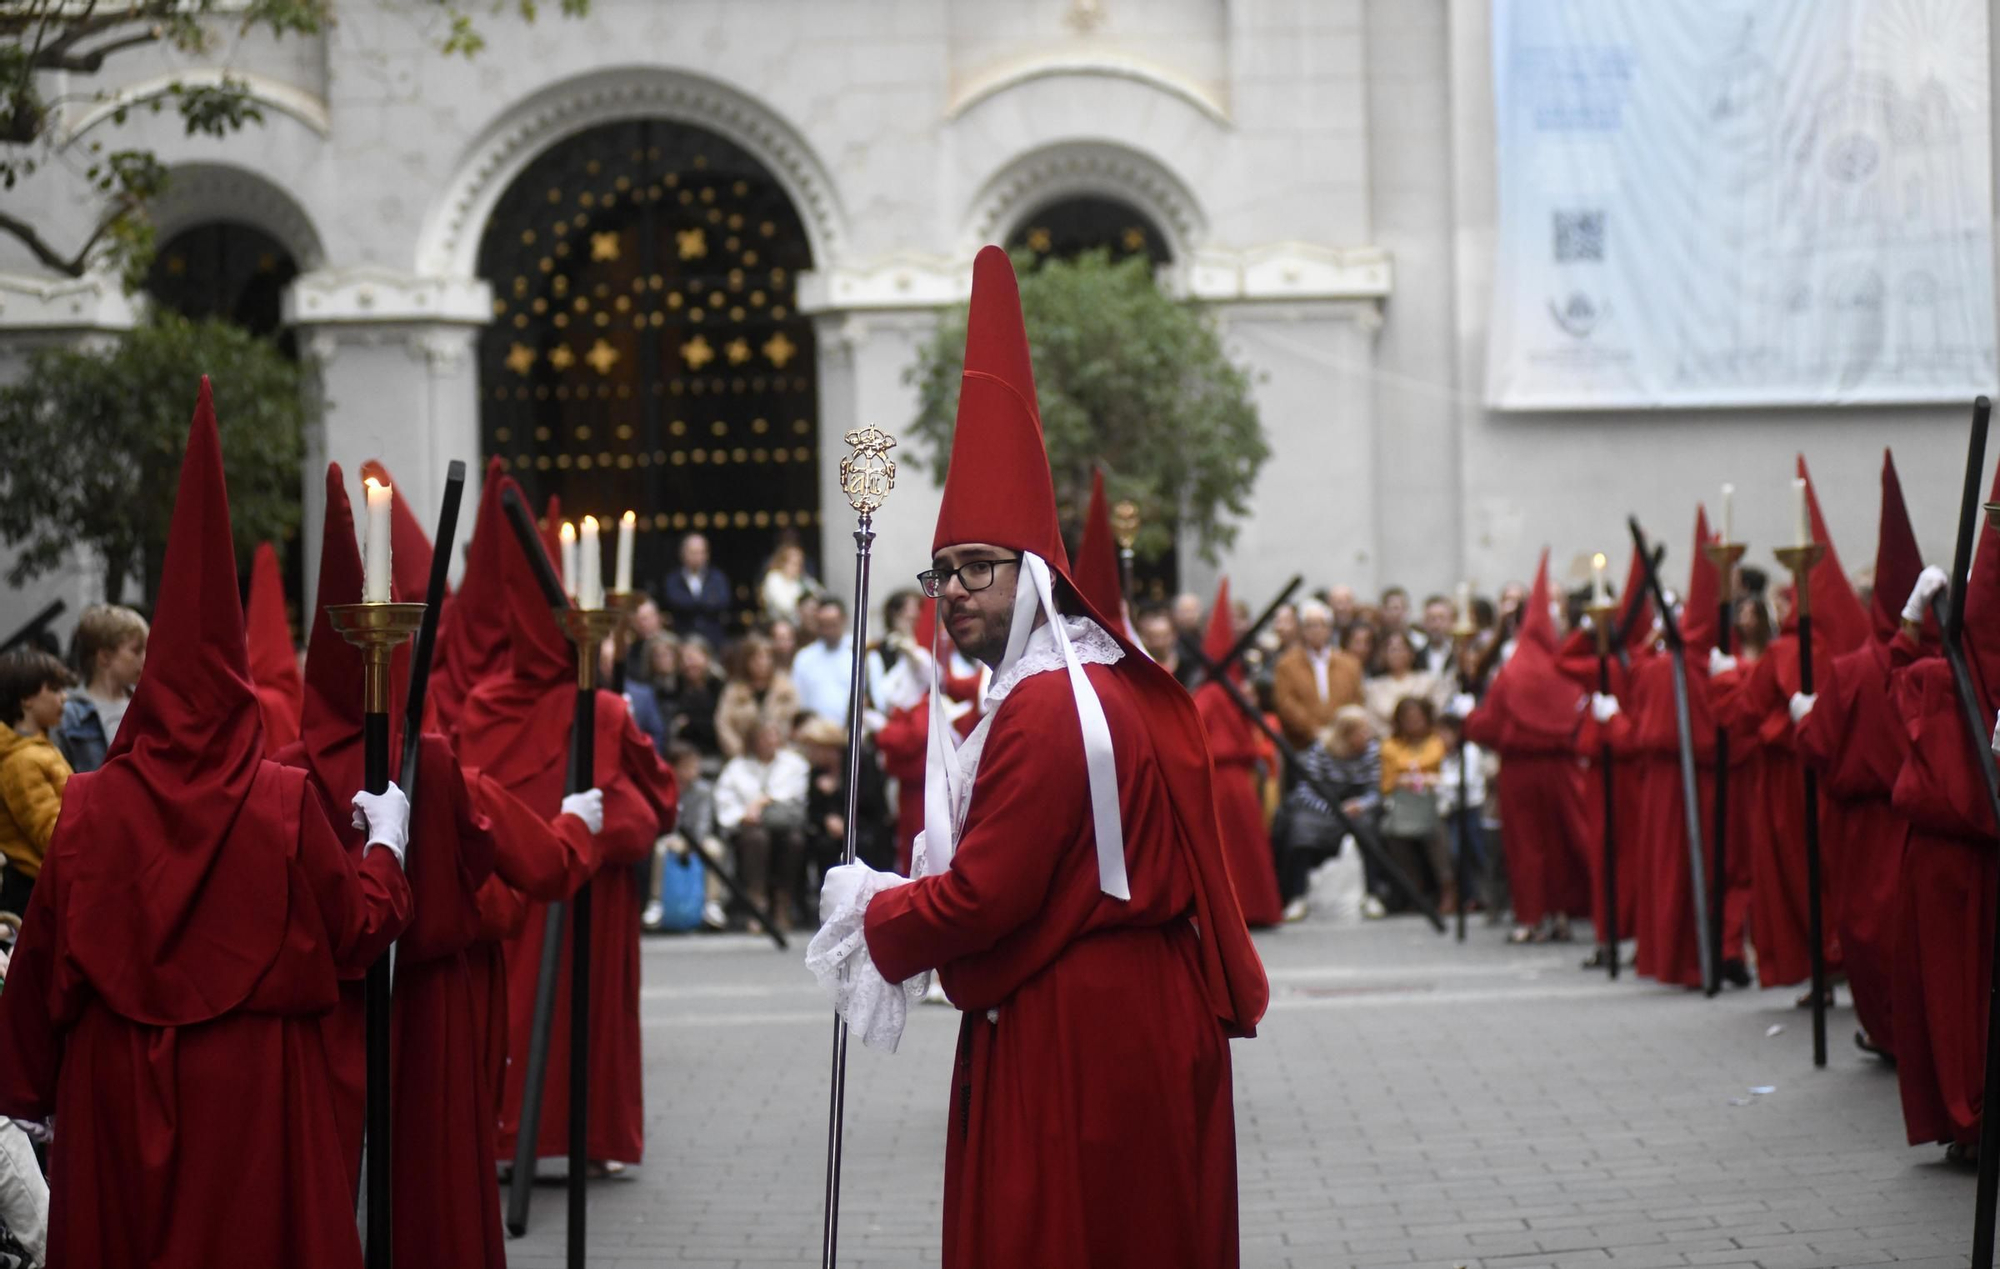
[804,868,931,1053]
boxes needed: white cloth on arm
[805,863,927,1052]
[0,1118,46,1264]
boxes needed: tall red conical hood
[509,488,572,684]
[245,540,303,751]
[931,247,1068,574]
[1618,545,1654,653]
[1073,468,1123,623]
[298,463,372,803]
[1682,505,1721,654]
[1518,551,1556,653]
[1872,449,1922,644]
[359,459,442,608]
[1797,455,1869,657]
[432,457,512,730]
[65,377,286,1023]
[1202,576,1235,674]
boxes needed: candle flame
[364,477,387,493]
[622,509,636,526]
[559,521,576,542]
[582,514,599,531]
[1593,552,1607,569]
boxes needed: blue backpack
[655,849,707,932]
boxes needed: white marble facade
[2,0,1996,635]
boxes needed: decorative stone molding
[947,52,1231,126]
[283,266,493,329]
[0,272,142,333]
[149,163,327,269]
[1186,243,1393,304]
[418,65,846,277]
[963,140,1207,261]
[796,254,964,316]
[60,69,331,147]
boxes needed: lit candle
[1720,483,1735,545]
[1455,581,1471,628]
[1592,552,1611,606]
[579,514,604,610]
[559,521,578,598]
[363,477,393,603]
[1792,477,1811,548]
[615,510,636,594]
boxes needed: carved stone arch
[418,65,847,277]
[149,163,326,271]
[961,140,1208,265]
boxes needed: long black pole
[1798,609,1827,1067]
[399,461,466,793]
[0,599,63,656]
[1596,648,1618,981]
[1709,594,1732,998]
[363,710,392,1269]
[567,685,595,1269]
[1215,575,1304,681]
[1949,397,1991,647]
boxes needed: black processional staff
[326,475,431,1269]
[821,425,898,1269]
[1774,481,1830,1068]
[1701,502,1746,999]
[1629,517,1717,995]
[1584,555,1620,981]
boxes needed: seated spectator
[790,598,853,726]
[1272,601,1363,748]
[794,715,891,879]
[1134,604,1182,681]
[1379,696,1453,915]
[0,649,76,915]
[643,742,726,932]
[767,619,799,670]
[642,633,681,724]
[758,541,822,627]
[53,602,147,773]
[1275,704,1380,920]
[715,720,810,932]
[622,597,666,688]
[670,636,724,755]
[715,634,800,759]
[1363,629,1446,737]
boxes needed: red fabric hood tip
[1201,577,1235,679]
[64,377,288,1024]
[297,463,379,805]
[508,489,573,685]
[1681,505,1721,655]
[1872,449,1923,645]
[1518,550,1557,654]
[1619,546,1654,654]
[358,459,444,611]
[1491,550,1586,737]
[930,245,1267,1036]
[1962,455,2000,701]
[1073,467,1124,625]
[245,540,303,749]
[432,457,512,729]
[1796,455,1869,658]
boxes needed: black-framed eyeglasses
[917,556,1022,598]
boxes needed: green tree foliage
[905,249,1268,563]
[0,0,588,285]
[0,314,305,604]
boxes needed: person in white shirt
[715,721,811,931]
[789,598,854,725]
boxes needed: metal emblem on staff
[820,423,896,1269]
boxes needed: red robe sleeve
[590,692,677,869]
[1890,652,1997,840]
[1195,685,1257,764]
[296,780,412,977]
[864,679,1091,985]
[470,770,597,904]
[397,738,497,963]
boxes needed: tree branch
[0,207,94,278]
[36,27,167,73]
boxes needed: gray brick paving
[504,916,1970,1267]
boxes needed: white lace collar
[983,615,1125,710]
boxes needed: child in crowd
[1434,712,1490,914]
[0,648,76,915]
[1277,704,1381,921]
[1379,696,1453,914]
[644,742,726,932]
[53,603,147,774]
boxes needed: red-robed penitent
[1794,450,1922,1078]
[455,492,677,1165]
[272,463,506,1268]
[1465,552,1592,929]
[246,539,304,753]
[0,380,411,1267]
[1193,577,1283,928]
[858,247,1269,1268]
[431,457,514,733]
[1711,459,1869,988]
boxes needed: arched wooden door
[477,118,820,633]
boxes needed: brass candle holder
[326,602,427,710]
[1774,542,1826,615]
[1586,601,1619,657]
[1703,540,1747,586]
[555,605,624,693]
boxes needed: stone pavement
[506,914,1971,1268]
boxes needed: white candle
[1592,552,1611,606]
[615,510,636,594]
[1792,477,1811,548]
[1455,581,1471,628]
[363,477,393,603]
[1720,483,1735,545]
[559,521,578,598]
[579,514,604,610]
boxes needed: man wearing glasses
[806,247,1267,1269]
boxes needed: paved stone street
[508,914,1970,1268]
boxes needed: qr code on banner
[1553,210,1605,262]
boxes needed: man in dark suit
[661,532,732,647]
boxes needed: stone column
[285,267,491,597]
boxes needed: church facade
[1,0,1993,633]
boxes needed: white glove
[1790,692,1816,724]
[1904,565,1949,623]
[560,788,604,835]
[350,784,410,865]
[1448,692,1477,720]
[1708,648,1738,676]
[819,862,877,926]
[1590,693,1621,723]
[1991,709,2000,756]
[861,709,888,736]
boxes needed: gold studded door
[477,118,820,631]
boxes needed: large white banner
[1488,0,1997,410]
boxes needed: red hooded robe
[1193,578,1283,927]
[0,380,410,1267]
[862,246,1269,1269]
[246,540,304,752]
[431,459,515,733]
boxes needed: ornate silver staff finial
[838,425,897,515]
